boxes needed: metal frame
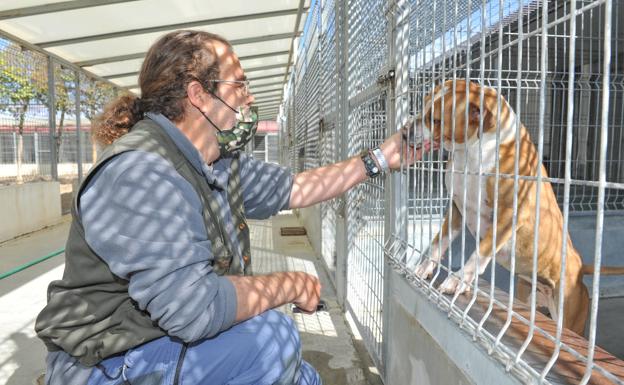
[38,9,307,48]
[0,0,139,20]
[280,0,624,383]
[1,2,309,120]
[0,33,125,185]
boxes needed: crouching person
[35,30,418,385]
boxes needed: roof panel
[231,38,291,58]
[0,0,311,120]
[112,75,139,88]
[240,54,289,70]
[247,68,288,79]
[42,15,297,63]
[0,0,302,43]
[84,59,144,77]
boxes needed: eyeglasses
[211,79,250,96]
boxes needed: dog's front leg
[439,208,516,294]
[415,202,462,279]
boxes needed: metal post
[581,0,612,383]
[75,71,83,182]
[47,55,58,180]
[334,0,349,308]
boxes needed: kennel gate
[280,0,624,383]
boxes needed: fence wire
[285,0,624,383]
[0,34,123,186]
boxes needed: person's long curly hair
[93,30,230,146]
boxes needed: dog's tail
[582,264,624,275]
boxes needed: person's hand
[379,116,429,170]
[292,272,321,313]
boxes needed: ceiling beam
[249,73,285,82]
[0,0,139,20]
[101,50,290,80]
[104,71,140,80]
[245,62,291,74]
[76,53,144,67]
[104,53,289,80]
[38,8,306,48]
[251,82,284,93]
[255,100,282,106]
[254,95,279,103]
[239,50,290,62]
[251,81,284,90]
[282,0,306,91]
[257,105,281,110]
[252,89,282,96]
[76,34,297,67]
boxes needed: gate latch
[377,69,396,85]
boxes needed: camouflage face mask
[216,106,259,156]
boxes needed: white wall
[297,206,322,258]
[0,181,62,243]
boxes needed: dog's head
[411,79,503,152]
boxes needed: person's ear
[186,80,208,108]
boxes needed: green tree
[80,77,118,161]
[0,43,47,183]
[38,65,76,162]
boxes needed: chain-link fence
[0,33,123,186]
[281,0,624,383]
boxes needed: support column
[382,0,410,377]
[75,71,83,182]
[47,56,58,180]
[334,0,350,309]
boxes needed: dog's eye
[433,119,441,125]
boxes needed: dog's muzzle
[401,115,435,151]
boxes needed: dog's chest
[445,138,499,238]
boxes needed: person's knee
[258,310,302,384]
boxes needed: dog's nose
[401,115,427,149]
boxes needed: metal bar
[39,9,307,47]
[282,0,307,90]
[476,0,505,340]
[581,0,612,383]
[245,63,291,73]
[383,0,410,375]
[0,0,139,20]
[335,0,349,308]
[496,0,524,361]
[542,0,577,379]
[532,0,549,379]
[75,71,83,182]
[47,56,58,180]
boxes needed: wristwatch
[360,149,381,178]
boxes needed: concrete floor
[0,213,374,385]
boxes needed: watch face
[361,151,380,178]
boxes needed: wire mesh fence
[282,0,624,383]
[0,34,123,186]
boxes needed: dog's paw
[439,272,473,295]
[414,259,437,279]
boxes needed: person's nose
[246,91,255,104]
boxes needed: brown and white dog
[411,79,624,335]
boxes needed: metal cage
[282,0,624,383]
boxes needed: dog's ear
[468,102,493,138]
